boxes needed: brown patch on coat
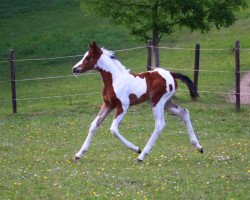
[131,71,167,107]
[97,68,123,117]
[129,93,148,106]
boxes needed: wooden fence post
[147,40,152,71]
[235,41,240,111]
[194,44,200,91]
[10,49,17,114]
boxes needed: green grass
[0,0,250,199]
[1,104,249,199]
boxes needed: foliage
[80,0,247,67]
[80,0,247,43]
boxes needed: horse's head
[72,42,102,74]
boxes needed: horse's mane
[101,48,130,73]
[101,48,116,59]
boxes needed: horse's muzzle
[72,67,80,74]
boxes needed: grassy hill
[0,1,249,199]
[0,0,138,60]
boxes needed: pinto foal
[72,42,203,162]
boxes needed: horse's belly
[113,75,147,105]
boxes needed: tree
[80,0,247,67]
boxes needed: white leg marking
[110,107,140,153]
[165,100,203,152]
[74,103,112,160]
[137,103,166,161]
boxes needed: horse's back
[132,68,175,106]
[144,68,176,92]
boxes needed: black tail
[171,73,199,100]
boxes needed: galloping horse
[72,42,203,162]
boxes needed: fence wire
[1,45,250,64]
[149,46,250,51]
[0,91,101,102]
[6,66,248,83]
[1,85,250,103]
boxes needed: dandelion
[14,182,22,186]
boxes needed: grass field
[0,0,250,199]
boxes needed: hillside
[1,0,249,61]
[0,0,138,60]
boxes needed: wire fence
[1,65,250,84]
[0,88,243,103]
[0,46,146,64]
[1,44,250,112]
[0,92,101,102]
[1,45,250,64]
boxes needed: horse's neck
[97,57,129,84]
[98,69,113,87]
[98,66,125,87]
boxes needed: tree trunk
[152,1,160,68]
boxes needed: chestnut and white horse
[72,42,203,162]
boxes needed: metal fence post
[194,44,200,91]
[10,49,17,114]
[235,41,240,111]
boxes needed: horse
[72,42,203,162]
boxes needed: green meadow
[0,0,249,199]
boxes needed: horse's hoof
[198,148,204,154]
[137,158,143,162]
[137,148,142,154]
[73,156,80,162]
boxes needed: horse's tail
[171,73,199,100]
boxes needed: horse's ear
[88,42,92,49]
[92,41,97,49]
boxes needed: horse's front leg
[73,103,113,161]
[110,106,141,153]
[137,103,166,162]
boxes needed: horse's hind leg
[165,100,203,153]
[74,103,113,161]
